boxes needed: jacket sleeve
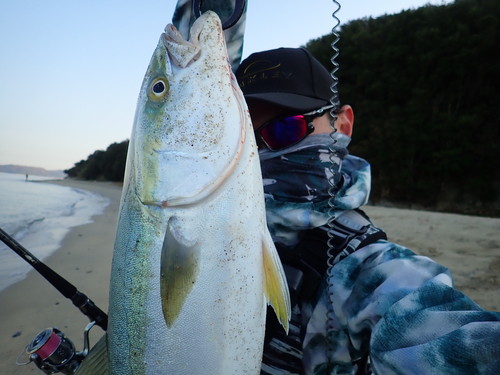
[302,240,500,375]
[172,0,246,72]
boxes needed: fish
[102,10,290,375]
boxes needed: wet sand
[0,179,498,374]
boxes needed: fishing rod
[0,227,108,331]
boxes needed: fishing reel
[17,321,96,374]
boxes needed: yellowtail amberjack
[76,10,291,375]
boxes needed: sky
[0,0,453,171]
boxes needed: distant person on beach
[173,1,500,374]
[26,174,28,181]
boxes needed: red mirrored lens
[260,116,308,150]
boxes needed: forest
[65,141,128,182]
[65,0,499,216]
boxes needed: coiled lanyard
[326,0,343,370]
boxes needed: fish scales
[103,11,290,375]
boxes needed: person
[172,2,500,374]
[235,47,500,375]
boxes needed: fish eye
[153,81,165,94]
[148,77,169,101]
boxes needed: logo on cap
[238,60,293,89]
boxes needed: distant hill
[0,165,67,178]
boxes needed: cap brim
[244,92,330,113]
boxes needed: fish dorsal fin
[160,217,201,327]
[262,231,291,333]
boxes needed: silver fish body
[106,11,290,375]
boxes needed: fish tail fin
[262,232,291,334]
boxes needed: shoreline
[0,179,122,375]
[0,178,111,293]
[0,179,498,374]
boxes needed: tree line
[65,0,499,216]
[306,0,499,216]
[64,141,128,182]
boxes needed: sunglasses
[255,105,335,151]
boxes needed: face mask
[259,133,350,203]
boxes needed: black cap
[235,47,334,113]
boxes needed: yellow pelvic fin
[262,231,291,334]
[160,218,201,327]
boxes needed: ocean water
[0,172,110,292]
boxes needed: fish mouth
[162,23,201,68]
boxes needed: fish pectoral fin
[262,231,291,334]
[74,333,108,375]
[161,218,201,328]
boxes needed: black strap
[331,209,387,265]
[275,209,387,304]
[261,209,385,374]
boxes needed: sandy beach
[0,180,122,375]
[0,179,499,374]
